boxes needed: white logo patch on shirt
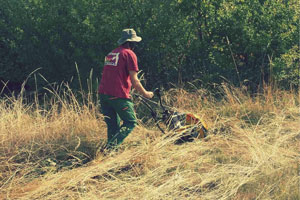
[104,53,120,66]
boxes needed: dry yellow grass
[0,84,299,200]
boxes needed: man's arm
[129,70,153,98]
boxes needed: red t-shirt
[98,46,139,99]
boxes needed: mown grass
[0,84,299,200]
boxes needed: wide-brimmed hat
[118,28,142,45]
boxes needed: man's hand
[144,91,154,99]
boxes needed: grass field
[0,84,299,200]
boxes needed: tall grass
[0,84,299,200]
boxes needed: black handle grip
[153,88,160,97]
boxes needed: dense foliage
[0,0,299,92]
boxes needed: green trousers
[100,94,137,149]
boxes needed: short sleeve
[126,50,139,72]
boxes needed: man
[98,28,153,151]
